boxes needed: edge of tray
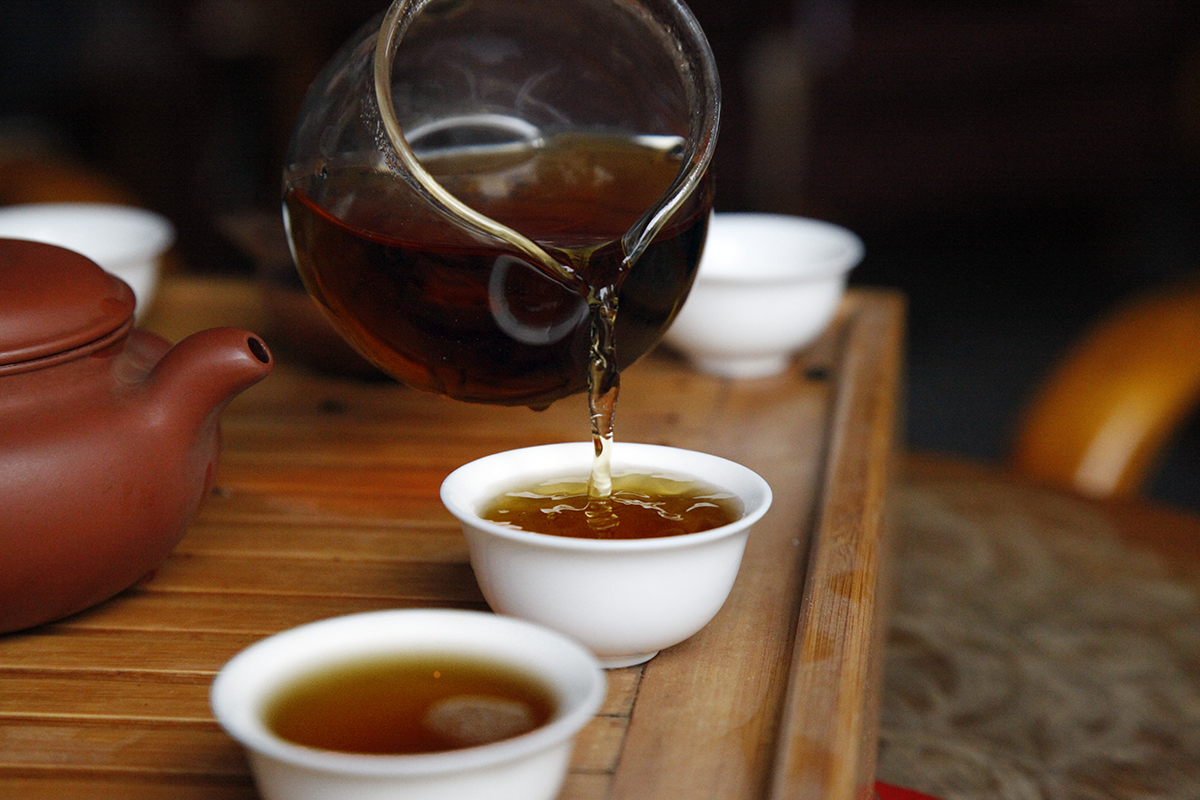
[769,290,905,800]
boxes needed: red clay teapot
[0,238,273,633]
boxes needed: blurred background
[2,0,1198,508]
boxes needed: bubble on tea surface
[424,694,539,747]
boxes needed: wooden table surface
[0,278,904,800]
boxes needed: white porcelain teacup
[210,609,605,800]
[664,212,864,378]
[440,442,773,668]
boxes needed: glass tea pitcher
[283,0,719,408]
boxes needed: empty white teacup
[441,442,773,668]
[210,609,606,800]
[663,212,864,378]
[0,202,175,319]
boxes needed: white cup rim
[0,202,175,269]
[209,609,606,777]
[440,441,773,552]
[695,212,863,284]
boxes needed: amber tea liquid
[285,133,710,409]
[266,653,556,755]
[481,472,742,539]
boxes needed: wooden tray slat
[0,629,261,672]
[55,592,482,635]
[145,553,484,602]
[176,523,469,561]
[0,777,258,800]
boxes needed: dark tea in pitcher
[284,132,711,408]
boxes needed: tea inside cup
[441,442,772,668]
[210,609,606,800]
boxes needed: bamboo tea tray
[0,276,903,800]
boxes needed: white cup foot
[598,651,659,669]
[690,354,792,379]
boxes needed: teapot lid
[0,238,136,367]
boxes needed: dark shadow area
[853,186,1200,512]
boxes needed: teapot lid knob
[0,238,136,369]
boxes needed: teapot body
[0,238,273,633]
[0,329,223,632]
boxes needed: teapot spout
[148,327,273,427]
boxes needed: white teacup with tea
[441,442,773,668]
[210,609,605,800]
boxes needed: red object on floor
[875,781,943,800]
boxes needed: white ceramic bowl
[440,442,773,668]
[0,202,175,319]
[211,609,605,800]
[663,212,864,378]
